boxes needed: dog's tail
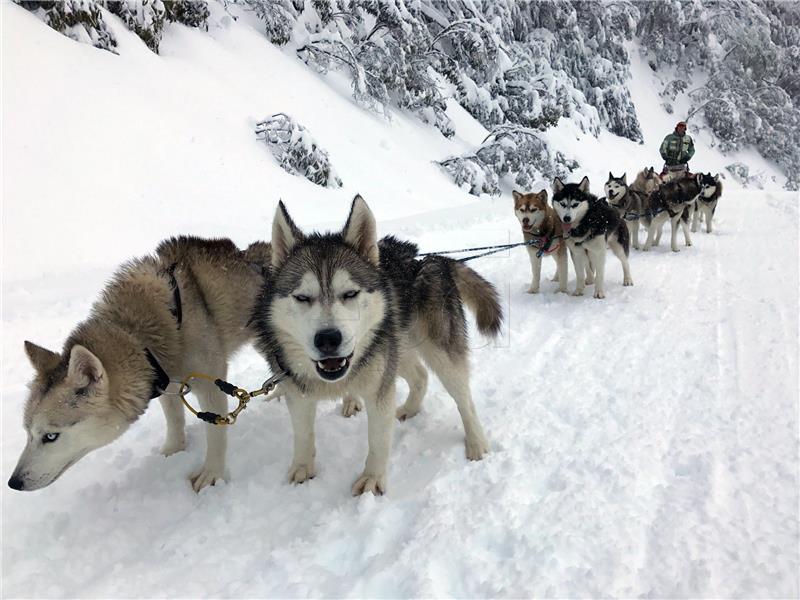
[244,241,272,276]
[452,262,503,337]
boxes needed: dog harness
[145,263,183,399]
[530,235,561,258]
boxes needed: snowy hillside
[2,3,798,598]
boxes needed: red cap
[676,121,687,128]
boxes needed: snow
[2,4,798,598]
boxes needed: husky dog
[513,189,568,293]
[552,176,633,299]
[253,196,502,495]
[8,237,269,492]
[605,172,645,251]
[643,176,703,252]
[691,173,723,233]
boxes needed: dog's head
[552,176,593,234]
[696,172,721,200]
[8,342,132,491]
[267,195,387,384]
[604,172,628,203]
[633,167,661,193]
[512,189,549,233]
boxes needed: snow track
[3,192,797,598]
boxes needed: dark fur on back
[554,183,630,256]
[648,177,700,217]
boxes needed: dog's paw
[526,285,539,294]
[341,397,363,418]
[556,287,568,294]
[288,462,316,484]
[465,435,489,461]
[671,247,680,253]
[396,404,420,422]
[160,438,186,457]
[190,464,226,492]
[572,289,584,297]
[550,273,559,282]
[594,290,606,299]
[642,245,651,252]
[686,240,692,247]
[352,473,386,496]
[584,276,595,285]
[623,277,634,287]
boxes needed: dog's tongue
[562,222,573,233]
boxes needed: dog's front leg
[352,384,395,496]
[588,239,607,299]
[526,247,542,293]
[644,213,667,250]
[706,207,714,233]
[287,396,317,483]
[628,219,640,250]
[691,207,700,232]
[670,213,682,252]
[570,246,586,296]
[158,396,186,457]
[555,247,568,293]
[681,213,693,247]
[190,377,228,492]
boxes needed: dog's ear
[552,178,564,193]
[67,345,105,388]
[608,172,614,181]
[512,190,522,201]
[342,195,379,265]
[621,173,627,184]
[271,201,304,268]
[714,174,721,183]
[578,176,590,193]
[695,173,703,185]
[24,341,60,373]
[538,189,548,202]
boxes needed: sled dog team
[9,171,721,497]
[515,170,722,298]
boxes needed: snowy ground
[2,4,799,598]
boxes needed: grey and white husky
[8,236,270,492]
[552,176,633,299]
[691,173,723,233]
[604,168,661,251]
[252,196,502,495]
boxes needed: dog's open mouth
[522,225,533,233]
[607,190,617,199]
[315,354,353,381]
[561,221,573,234]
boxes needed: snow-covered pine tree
[15,0,117,52]
[15,0,209,54]
[255,113,343,188]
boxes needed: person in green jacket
[660,121,695,175]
